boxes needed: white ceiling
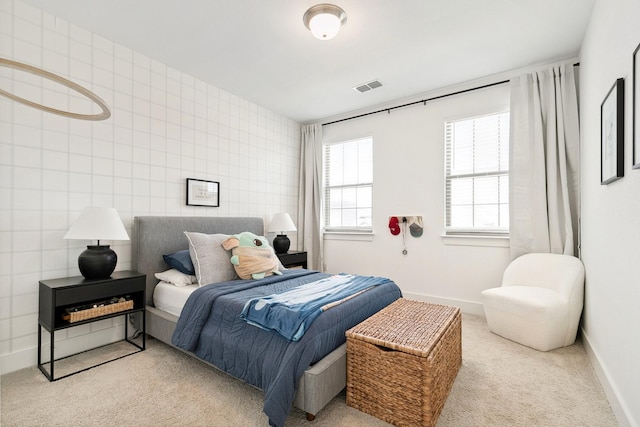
[20,0,596,124]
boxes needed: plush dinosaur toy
[221,232,283,280]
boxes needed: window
[445,112,509,234]
[323,137,373,232]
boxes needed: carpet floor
[0,314,617,426]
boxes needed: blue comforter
[172,269,401,427]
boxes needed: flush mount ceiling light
[303,4,347,40]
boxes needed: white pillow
[184,232,237,286]
[154,269,196,287]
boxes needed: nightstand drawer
[54,278,143,306]
[277,251,308,269]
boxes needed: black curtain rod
[322,80,507,126]
[322,62,580,127]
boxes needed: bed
[131,216,402,426]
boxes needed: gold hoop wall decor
[0,58,111,121]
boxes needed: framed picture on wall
[186,178,220,207]
[601,78,625,185]
[633,42,640,169]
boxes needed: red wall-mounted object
[388,216,400,235]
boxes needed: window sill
[323,231,375,242]
[441,234,510,248]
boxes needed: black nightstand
[277,251,308,269]
[38,270,146,381]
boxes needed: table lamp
[268,213,297,254]
[64,207,130,280]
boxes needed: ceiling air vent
[354,80,383,93]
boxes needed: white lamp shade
[64,207,129,241]
[268,213,297,234]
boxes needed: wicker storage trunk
[346,299,462,426]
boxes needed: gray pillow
[184,232,236,286]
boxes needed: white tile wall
[0,0,301,374]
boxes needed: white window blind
[323,137,373,232]
[445,112,510,234]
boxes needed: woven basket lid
[346,298,460,357]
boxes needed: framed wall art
[633,42,640,169]
[601,78,625,184]
[186,178,220,207]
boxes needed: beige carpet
[0,314,617,426]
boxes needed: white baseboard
[401,291,485,316]
[1,347,36,375]
[1,326,129,376]
[580,326,635,427]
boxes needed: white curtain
[297,123,324,270]
[509,63,580,259]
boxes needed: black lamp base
[272,234,290,254]
[78,245,117,280]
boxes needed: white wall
[579,1,640,426]
[0,0,300,374]
[322,83,512,314]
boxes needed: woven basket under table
[345,298,462,427]
[64,300,134,323]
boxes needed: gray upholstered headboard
[132,216,264,306]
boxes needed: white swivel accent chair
[481,253,585,351]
